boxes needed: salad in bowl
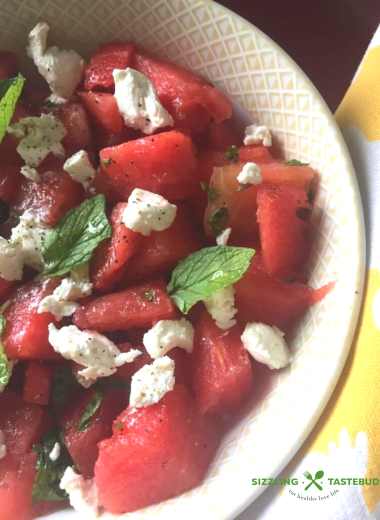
[0,22,333,519]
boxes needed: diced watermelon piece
[99,130,197,201]
[60,389,127,477]
[3,278,61,360]
[134,53,232,133]
[192,311,253,414]
[207,121,240,151]
[11,160,85,226]
[116,343,191,386]
[90,203,142,293]
[0,452,37,520]
[123,203,204,285]
[95,385,221,514]
[73,280,176,332]
[0,166,21,203]
[203,157,312,239]
[0,52,19,81]
[77,90,123,133]
[43,102,92,152]
[23,362,54,406]
[84,42,135,90]
[234,254,327,333]
[257,184,313,281]
[0,389,45,461]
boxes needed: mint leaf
[32,428,73,504]
[167,246,255,313]
[210,207,229,237]
[77,390,104,431]
[282,159,310,167]
[224,145,239,163]
[40,194,111,278]
[0,74,25,146]
[51,367,79,412]
[0,300,11,387]
[200,181,219,202]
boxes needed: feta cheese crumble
[49,442,61,462]
[237,162,262,185]
[48,324,141,380]
[244,124,272,147]
[38,265,93,320]
[60,467,99,519]
[0,238,24,281]
[0,430,6,460]
[8,113,66,167]
[216,227,231,246]
[10,210,49,272]
[122,188,177,236]
[27,22,85,102]
[241,322,292,369]
[204,285,238,330]
[130,356,175,408]
[63,150,96,185]
[20,165,41,183]
[113,68,173,134]
[143,318,194,359]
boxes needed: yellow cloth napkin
[238,28,380,520]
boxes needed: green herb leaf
[0,300,11,387]
[210,207,229,237]
[77,391,104,431]
[167,246,255,313]
[32,428,73,504]
[200,181,219,202]
[140,287,155,302]
[282,159,310,167]
[102,158,113,168]
[0,74,25,146]
[51,367,79,413]
[114,422,123,431]
[39,194,111,278]
[224,145,239,163]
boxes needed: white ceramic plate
[0,0,365,518]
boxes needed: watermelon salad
[0,23,333,519]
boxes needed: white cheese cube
[244,124,272,147]
[241,322,292,369]
[48,324,141,380]
[27,22,85,102]
[63,150,96,184]
[60,467,99,519]
[8,113,66,167]
[122,188,177,236]
[216,227,231,246]
[204,285,238,330]
[113,68,173,134]
[38,265,93,320]
[10,210,49,272]
[49,442,61,461]
[130,356,175,408]
[0,237,24,281]
[20,165,41,183]
[237,162,262,185]
[143,318,194,359]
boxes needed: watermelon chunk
[234,254,327,333]
[123,203,204,286]
[192,311,253,414]
[23,362,54,406]
[257,184,313,281]
[11,160,85,227]
[84,42,135,90]
[95,385,221,514]
[77,91,123,133]
[90,202,142,293]
[60,389,127,477]
[73,280,176,332]
[134,53,232,133]
[99,130,197,201]
[3,278,61,360]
